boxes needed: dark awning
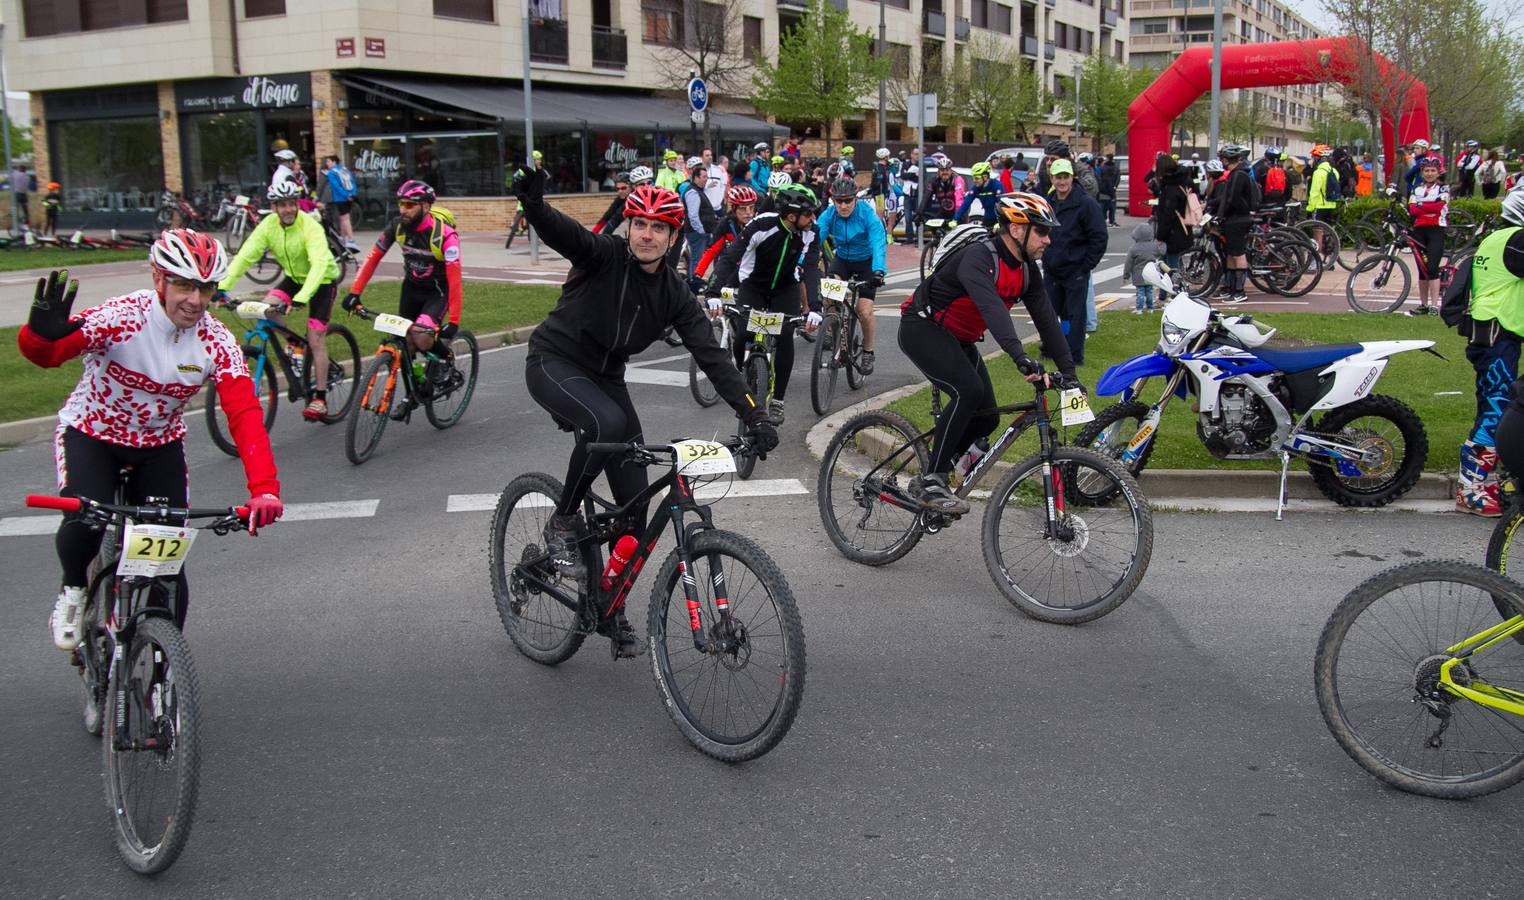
[340,74,785,137]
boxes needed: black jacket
[1152,172,1193,255]
[714,211,822,308]
[1213,166,1257,222]
[1043,183,1108,278]
[1097,162,1120,199]
[520,199,754,415]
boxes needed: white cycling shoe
[50,587,86,652]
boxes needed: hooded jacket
[1043,182,1107,278]
[1123,223,1164,286]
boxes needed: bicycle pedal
[609,635,645,660]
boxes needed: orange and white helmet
[1309,144,1332,158]
[150,229,228,283]
[994,192,1059,229]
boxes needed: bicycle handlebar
[26,494,250,524]
[586,435,756,462]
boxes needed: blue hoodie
[816,198,887,272]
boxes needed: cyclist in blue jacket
[954,162,1004,227]
[320,156,360,252]
[817,177,887,374]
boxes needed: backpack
[1180,190,1204,227]
[397,205,457,261]
[1322,163,1344,201]
[1264,166,1286,195]
[928,222,997,274]
[1440,251,1476,337]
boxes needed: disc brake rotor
[1046,513,1090,557]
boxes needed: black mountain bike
[488,436,806,761]
[810,275,870,415]
[816,380,1153,624]
[725,302,807,479]
[26,486,252,873]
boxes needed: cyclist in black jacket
[1211,144,1256,304]
[513,168,776,656]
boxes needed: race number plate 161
[117,523,198,577]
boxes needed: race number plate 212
[117,523,198,577]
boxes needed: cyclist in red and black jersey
[899,192,1078,515]
[693,184,757,280]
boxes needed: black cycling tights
[1496,404,1524,483]
[56,427,190,625]
[525,355,650,527]
[898,314,998,475]
[734,283,799,401]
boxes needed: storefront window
[592,131,648,190]
[182,111,262,196]
[344,136,408,210]
[51,118,164,218]
[413,133,500,197]
[506,132,586,193]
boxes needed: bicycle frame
[1439,615,1524,715]
[233,316,306,398]
[356,334,430,418]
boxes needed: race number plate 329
[1060,388,1095,426]
[117,523,198,577]
[672,440,737,476]
[372,313,413,336]
[748,310,786,335]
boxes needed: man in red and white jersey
[17,230,284,651]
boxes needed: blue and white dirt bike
[1073,263,1435,515]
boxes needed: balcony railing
[591,25,627,68]
[1102,7,1118,27]
[529,17,569,64]
[954,16,971,39]
[923,10,946,35]
[1044,39,1056,59]
[1021,34,1038,56]
[778,0,807,8]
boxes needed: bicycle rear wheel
[1179,247,1220,298]
[809,312,841,416]
[424,330,479,429]
[816,410,928,566]
[244,250,281,286]
[1314,560,1524,799]
[737,354,769,481]
[104,616,201,873]
[689,318,726,408]
[648,529,806,762]
[345,355,393,465]
[206,351,278,456]
[489,472,588,665]
[1345,253,1411,313]
[313,324,361,423]
[982,446,1153,624]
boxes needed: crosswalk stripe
[0,516,60,536]
[624,368,692,387]
[446,478,808,514]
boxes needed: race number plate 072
[819,278,849,302]
[748,310,786,335]
[372,313,414,336]
[672,440,737,476]
[1060,388,1096,427]
[117,523,198,577]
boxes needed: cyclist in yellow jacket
[1305,145,1339,225]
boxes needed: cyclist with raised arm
[818,177,886,374]
[898,193,1078,515]
[713,182,824,425]
[17,233,283,651]
[343,180,464,396]
[954,162,1004,227]
[214,180,341,419]
[510,167,776,657]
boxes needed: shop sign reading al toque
[176,73,312,113]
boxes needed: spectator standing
[1043,159,1107,365]
[9,163,31,229]
[679,157,717,280]
[1097,154,1120,227]
[656,149,685,191]
[702,148,727,210]
[1455,141,1483,198]
[1123,223,1164,314]
[1481,150,1508,199]
[1151,156,1193,272]
[320,155,360,252]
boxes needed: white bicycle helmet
[768,171,794,191]
[274,149,298,161]
[267,180,305,201]
[628,165,655,185]
[1502,188,1524,226]
[876,147,891,160]
[686,155,705,171]
[150,229,229,283]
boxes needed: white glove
[706,296,723,311]
[806,311,822,329]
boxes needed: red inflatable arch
[1126,36,1431,217]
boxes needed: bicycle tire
[809,312,841,416]
[76,567,112,737]
[982,446,1153,624]
[345,355,393,465]
[1295,219,1341,271]
[104,616,201,873]
[919,239,936,282]
[1306,394,1427,508]
[1070,399,1157,503]
[1345,253,1411,313]
[647,528,806,762]
[816,410,929,566]
[489,472,588,665]
[1314,560,1524,799]
[737,354,769,481]
[689,318,725,408]
[224,218,245,254]
[425,331,479,429]
[1180,247,1220,298]
[1267,234,1323,298]
[308,324,361,423]
[206,350,278,456]
[844,311,866,391]
[244,250,282,286]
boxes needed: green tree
[1174,96,1211,153]
[752,0,888,156]
[1219,91,1269,146]
[1057,54,1156,151]
[944,33,1049,143]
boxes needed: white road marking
[629,353,692,368]
[279,500,380,521]
[446,478,809,514]
[623,368,692,387]
[0,516,60,536]
[1152,497,1456,514]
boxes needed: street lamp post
[877,0,887,149]
[1208,0,1223,155]
[521,0,540,264]
[0,24,16,235]
[1072,59,1082,147]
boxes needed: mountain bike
[1345,199,1463,313]
[25,487,253,872]
[723,301,807,480]
[1179,216,1322,300]
[343,302,480,464]
[816,379,1154,624]
[809,275,870,415]
[206,298,361,454]
[689,288,734,409]
[488,436,806,762]
[1314,560,1524,799]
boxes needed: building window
[642,0,684,45]
[51,118,165,218]
[434,0,494,19]
[743,16,763,58]
[695,2,726,50]
[1080,28,1092,53]
[887,42,912,79]
[24,0,189,35]
[246,0,285,15]
[989,2,1012,33]
[1143,21,1167,33]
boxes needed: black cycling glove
[1014,354,1045,378]
[872,271,885,287]
[1055,373,1085,393]
[438,322,459,343]
[741,407,779,458]
[342,293,363,313]
[28,269,80,341]
[512,167,548,206]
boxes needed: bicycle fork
[360,347,401,416]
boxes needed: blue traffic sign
[687,78,708,112]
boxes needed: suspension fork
[361,345,401,414]
[1033,395,1068,540]
[667,478,727,652]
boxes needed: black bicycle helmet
[1217,144,1250,161]
[1045,139,1071,157]
[830,177,858,199]
[774,183,818,216]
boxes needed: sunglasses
[398,200,420,210]
[1030,225,1051,238]
[170,278,218,294]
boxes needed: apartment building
[1127,0,1332,154]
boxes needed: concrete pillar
[29,95,49,185]
[311,71,347,163]
[157,82,182,194]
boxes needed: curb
[0,323,538,448]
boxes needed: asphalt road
[2,311,1521,898]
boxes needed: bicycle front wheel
[1346,253,1411,313]
[314,324,362,423]
[982,446,1154,624]
[688,318,726,408]
[809,312,841,416]
[424,330,479,429]
[737,354,769,481]
[648,529,806,762]
[816,410,928,566]
[345,355,394,465]
[489,472,588,665]
[206,350,277,456]
[104,616,201,874]
[844,311,866,391]
[1314,560,1524,799]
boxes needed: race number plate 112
[748,310,785,335]
[117,523,198,577]
[672,440,737,476]
[1060,388,1095,426]
[372,313,413,336]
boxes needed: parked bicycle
[342,301,480,464]
[1344,193,1483,313]
[809,275,870,415]
[207,298,362,454]
[1179,213,1323,300]
[488,436,806,762]
[816,379,1154,624]
[25,487,255,873]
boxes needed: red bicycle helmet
[623,184,685,229]
[726,184,758,206]
[150,229,228,283]
[395,179,436,202]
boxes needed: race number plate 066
[819,278,849,302]
[372,313,414,336]
[1060,388,1095,426]
[748,310,786,335]
[672,440,737,476]
[117,523,198,577]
